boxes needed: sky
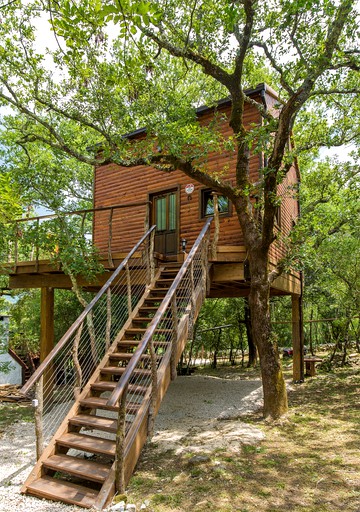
[0,2,356,221]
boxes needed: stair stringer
[93,275,207,510]
[21,267,164,496]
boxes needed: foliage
[9,289,86,354]
[266,155,360,359]
[192,298,248,367]
[0,0,359,416]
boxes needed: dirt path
[0,374,264,511]
[152,375,265,454]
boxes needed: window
[275,206,281,228]
[201,189,230,218]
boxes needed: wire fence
[105,218,212,490]
[3,202,149,270]
[21,227,156,449]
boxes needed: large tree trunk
[248,255,288,419]
[244,297,257,367]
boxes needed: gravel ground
[0,375,264,512]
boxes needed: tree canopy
[0,0,359,418]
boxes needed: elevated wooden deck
[3,246,301,297]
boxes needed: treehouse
[92,83,300,298]
[2,83,303,509]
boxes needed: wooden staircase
[21,261,205,509]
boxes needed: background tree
[294,156,360,360]
[0,0,358,417]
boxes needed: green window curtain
[168,193,176,230]
[156,197,166,231]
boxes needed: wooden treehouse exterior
[93,83,301,298]
[1,83,304,509]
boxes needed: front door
[151,189,178,257]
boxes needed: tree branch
[310,88,360,96]
[232,0,255,84]
[34,94,113,144]
[250,41,295,95]
[0,80,97,165]
[243,94,276,121]
[138,26,233,89]
[262,0,355,249]
[117,152,237,199]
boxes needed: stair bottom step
[43,453,110,483]
[26,475,97,508]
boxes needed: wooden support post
[150,228,155,282]
[35,218,40,272]
[107,208,114,268]
[115,384,128,494]
[126,263,132,316]
[40,287,54,397]
[201,238,208,300]
[105,288,112,350]
[292,294,304,382]
[72,322,83,399]
[147,338,158,439]
[211,193,219,260]
[14,224,19,270]
[170,295,178,380]
[34,376,44,460]
[188,261,196,342]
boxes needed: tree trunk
[244,297,257,367]
[309,308,314,355]
[248,257,288,419]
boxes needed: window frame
[199,188,232,220]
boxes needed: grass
[1,359,358,511]
[0,403,33,434]
[126,360,360,512]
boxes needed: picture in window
[201,189,230,218]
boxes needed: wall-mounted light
[181,238,187,252]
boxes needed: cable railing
[3,202,150,271]
[109,217,212,492]
[20,226,156,454]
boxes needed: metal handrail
[106,217,213,408]
[11,201,151,269]
[14,202,151,224]
[20,225,156,396]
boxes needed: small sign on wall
[185,184,194,200]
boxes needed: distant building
[0,315,22,386]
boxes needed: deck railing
[3,202,150,271]
[20,226,156,455]
[108,217,212,491]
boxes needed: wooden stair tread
[43,454,110,483]
[69,413,118,432]
[101,366,152,376]
[90,380,117,391]
[125,327,172,333]
[109,352,151,360]
[57,432,116,456]
[118,340,169,347]
[26,475,97,508]
[132,317,170,324]
[90,381,148,394]
[79,396,141,412]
